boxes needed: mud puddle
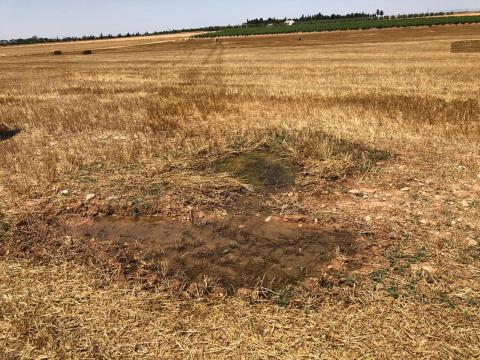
[67,216,359,289]
[217,151,297,188]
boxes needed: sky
[1,0,479,40]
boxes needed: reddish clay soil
[65,216,364,289]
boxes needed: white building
[284,20,295,26]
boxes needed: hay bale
[0,123,8,134]
[0,123,20,141]
[451,40,480,53]
[83,50,93,55]
[53,50,62,56]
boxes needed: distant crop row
[195,16,480,38]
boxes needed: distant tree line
[246,10,456,26]
[0,10,458,46]
[247,11,380,25]
[198,13,477,38]
[0,25,234,47]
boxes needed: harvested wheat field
[1,24,480,359]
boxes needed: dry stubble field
[1,25,480,359]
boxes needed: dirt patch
[217,151,297,189]
[66,216,360,289]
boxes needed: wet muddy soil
[217,151,298,188]
[66,216,359,289]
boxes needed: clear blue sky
[1,0,479,39]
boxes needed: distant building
[284,20,295,26]
[267,23,274,27]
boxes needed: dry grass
[1,24,480,358]
[1,259,479,359]
[0,32,198,57]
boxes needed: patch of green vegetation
[196,16,480,38]
[387,246,428,274]
[438,292,456,308]
[366,149,391,162]
[404,276,418,293]
[466,297,478,307]
[0,212,10,242]
[387,282,399,299]
[370,268,388,283]
[277,285,294,307]
[128,197,154,216]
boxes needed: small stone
[211,287,225,298]
[64,236,73,246]
[400,187,410,192]
[411,263,437,275]
[461,200,469,207]
[60,190,69,196]
[283,214,306,223]
[422,264,437,274]
[186,283,199,296]
[170,279,183,293]
[349,189,364,197]
[85,194,96,202]
[106,196,118,201]
[301,277,320,291]
[327,258,346,272]
[365,215,372,222]
[236,287,253,299]
[238,224,246,229]
[265,216,273,223]
[465,236,478,247]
